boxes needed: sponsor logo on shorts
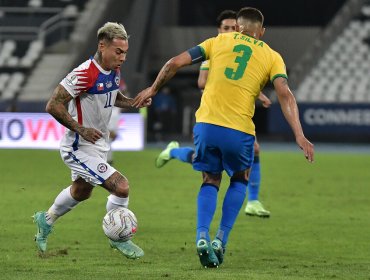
[97,163,108,173]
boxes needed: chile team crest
[97,163,108,173]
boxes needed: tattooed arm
[115,90,152,108]
[46,84,102,144]
[132,51,192,107]
[114,90,133,108]
[151,51,192,92]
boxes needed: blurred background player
[155,10,271,218]
[33,22,151,259]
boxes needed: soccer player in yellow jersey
[157,10,272,218]
[133,7,314,268]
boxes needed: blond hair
[97,22,128,43]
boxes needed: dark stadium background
[1,0,368,143]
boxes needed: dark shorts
[192,123,255,177]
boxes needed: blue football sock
[248,156,261,201]
[196,183,218,243]
[216,179,247,247]
[170,147,194,164]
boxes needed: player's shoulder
[73,58,94,72]
[62,58,102,94]
[256,40,284,62]
[259,40,281,56]
[214,32,237,42]
[200,35,217,45]
[71,58,103,82]
[268,46,284,62]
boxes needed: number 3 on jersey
[224,44,252,80]
[104,91,113,108]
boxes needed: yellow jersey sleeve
[200,60,210,70]
[198,37,215,61]
[270,51,288,82]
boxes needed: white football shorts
[60,149,117,185]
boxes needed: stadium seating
[0,0,87,102]
[295,0,370,103]
[0,72,25,100]
[0,39,44,69]
[20,0,111,102]
[0,40,16,67]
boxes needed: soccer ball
[102,208,138,242]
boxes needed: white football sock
[46,186,79,225]
[106,194,129,212]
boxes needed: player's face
[218,18,236,33]
[100,38,128,71]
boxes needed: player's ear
[260,27,266,38]
[98,40,106,52]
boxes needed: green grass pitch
[0,148,369,279]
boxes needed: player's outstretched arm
[273,77,314,162]
[115,91,152,109]
[132,51,192,108]
[114,91,133,108]
[46,84,102,144]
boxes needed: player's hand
[261,97,272,108]
[79,127,103,144]
[296,135,314,163]
[140,97,152,108]
[132,87,156,108]
[258,92,272,108]
[133,97,152,108]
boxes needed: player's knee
[114,180,129,197]
[103,172,130,197]
[231,169,249,182]
[110,173,129,197]
[202,172,221,187]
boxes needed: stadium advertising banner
[0,113,144,150]
[268,103,370,139]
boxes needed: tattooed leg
[102,171,129,197]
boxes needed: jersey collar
[91,58,111,75]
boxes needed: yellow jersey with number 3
[196,32,287,135]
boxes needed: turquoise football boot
[109,239,144,259]
[196,239,219,268]
[33,211,53,252]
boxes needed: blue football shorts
[192,122,255,177]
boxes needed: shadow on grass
[38,248,69,258]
